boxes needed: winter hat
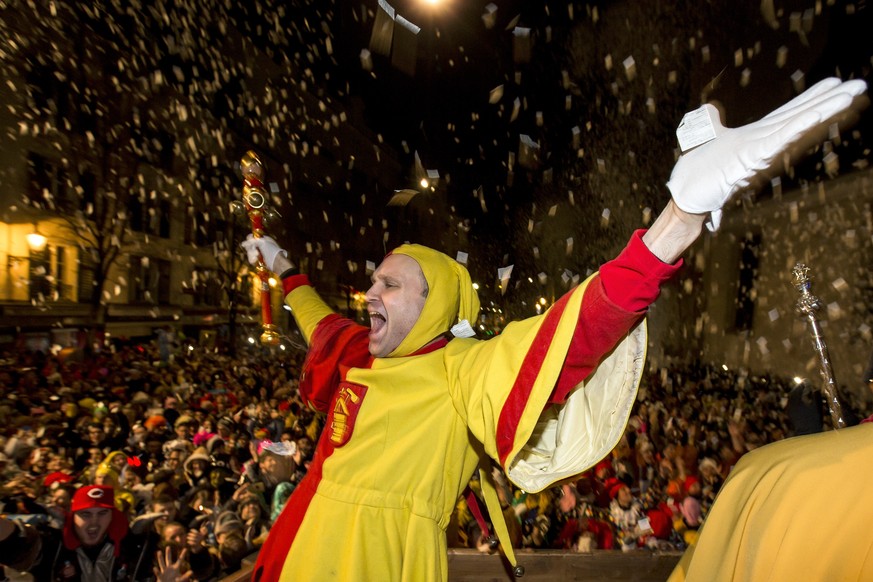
[386,244,480,357]
[184,447,211,473]
[609,482,628,501]
[214,510,245,537]
[239,493,268,515]
[144,415,168,431]
[698,457,719,474]
[646,504,674,539]
[132,391,151,404]
[43,471,75,487]
[63,485,129,557]
[162,438,193,455]
[595,459,613,477]
[683,475,700,494]
[217,416,236,431]
[206,435,225,455]
[175,414,196,427]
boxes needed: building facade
[0,2,403,353]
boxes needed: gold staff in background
[235,150,281,346]
[792,262,846,429]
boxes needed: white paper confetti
[497,265,513,295]
[482,3,498,29]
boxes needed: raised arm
[647,77,867,261]
[642,201,706,264]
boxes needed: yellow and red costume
[254,231,679,581]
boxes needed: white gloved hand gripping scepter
[239,151,282,346]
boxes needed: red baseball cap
[63,485,129,556]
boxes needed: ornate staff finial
[239,151,280,346]
[792,262,846,429]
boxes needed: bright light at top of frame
[420,0,453,8]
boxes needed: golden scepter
[792,263,846,429]
[238,151,281,346]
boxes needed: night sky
[2,0,872,316]
[316,0,873,301]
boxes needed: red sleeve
[298,314,371,413]
[599,229,683,312]
[550,230,681,403]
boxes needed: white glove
[668,77,867,230]
[240,234,288,273]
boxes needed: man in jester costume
[241,78,866,581]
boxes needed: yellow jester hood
[387,244,480,357]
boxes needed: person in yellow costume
[668,421,873,581]
[240,78,866,581]
[94,451,137,515]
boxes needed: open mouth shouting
[364,254,427,357]
[368,310,386,332]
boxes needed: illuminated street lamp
[26,226,47,252]
[6,223,48,267]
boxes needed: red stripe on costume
[253,367,375,580]
[496,293,571,466]
[252,433,334,581]
[549,276,644,404]
[253,319,372,581]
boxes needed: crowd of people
[461,362,872,556]
[0,335,869,580]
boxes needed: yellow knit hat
[387,244,480,357]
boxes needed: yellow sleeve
[284,284,335,343]
[445,276,646,493]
